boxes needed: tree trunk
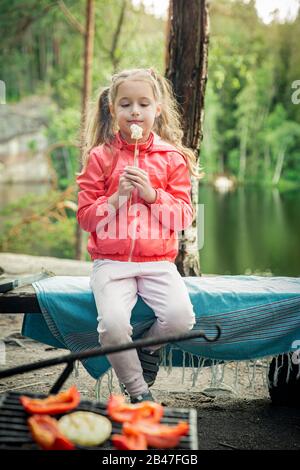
[76,0,95,260]
[165,0,209,276]
[264,144,271,180]
[272,147,286,185]
[110,0,127,73]
[238,120,248,183]
[52,36,60,68]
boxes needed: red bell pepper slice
[123,421,189,449]
[112,425,147,451]
[107,395,164,424]
[20,385,80,415]
[28,414,75,450]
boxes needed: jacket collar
[111,130,181,155]
[113,131,155,152]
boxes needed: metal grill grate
[0,392,198,450]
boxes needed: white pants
[90,259,195,397]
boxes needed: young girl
[76,68,201,403]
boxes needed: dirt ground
[1,314,300,451]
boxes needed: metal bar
[0,325,221,379]
[49,362,74,394]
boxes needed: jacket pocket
[135,237,166,256]
[96,237,129,255]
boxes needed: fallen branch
[2,381,49,392]
[218,441,240,450]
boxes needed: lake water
[0,183,299,276]
[198,185,300,276]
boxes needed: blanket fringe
[297,363,300,381]
[73,360,80,378]
[93,347,297,401]
[95,368,114,402]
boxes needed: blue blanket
[22,275,300,380]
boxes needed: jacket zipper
[128,143,139,262]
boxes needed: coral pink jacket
[76,131,193,262]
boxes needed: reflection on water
[0,183,51,208]
[199,185,300,276]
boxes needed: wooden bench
[0,285,41,313]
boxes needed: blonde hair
[82,68,203,178]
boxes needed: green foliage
[0,191,77,258]
[45,106,81,189]
[201,0,300,186]
[0,217,76,258]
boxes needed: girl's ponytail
[81,87,115,169]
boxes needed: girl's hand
[123,167,157,204]
[118,174,135,198]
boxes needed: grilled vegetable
[112,425,147,451]
[20,385,80,415]
[107,394,189,450]
[123,421,189,449]
[28,414,75,450]
[58,411,112,447]
[107,394,163,424]
[111,420,189,450]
